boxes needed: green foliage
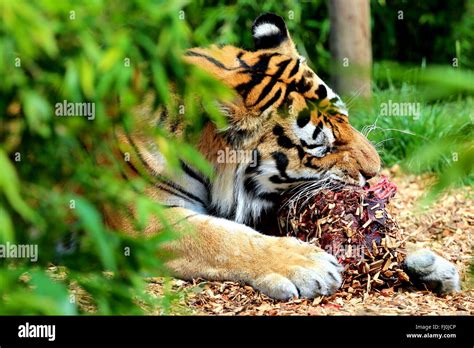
[0,0,230,314]
[372,0,474,70]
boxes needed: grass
[348,86,473,186]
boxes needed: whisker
[374,138,394,148]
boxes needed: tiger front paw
[249,237,343,300]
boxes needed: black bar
[0,316,471,346]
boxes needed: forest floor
[146,168,473,315]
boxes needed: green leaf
[73,197,117,272]
[0,149,38,227]
[21,90,51,137]
[99,47,122,72]
[30,271,77,315]
[80,55,95,98]
[0,205,14,243]
[151,62,170,105]
[63,60,81,100]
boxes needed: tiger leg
[404,245,461,294]
[161,207,343,300]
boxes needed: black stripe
[296,144,306,160]
[244,176,259,197]
[185,50,236,71]
[124,157,143,177]
[277,134,294,149]
[251,59,292,107]
[312,121,323,140]
[271,151,289,178]
[156,109,168,127]
[179,160,207,185]
[296,109,311,128]
[315,84,328,99]
[282,81,296,103]
[235,74,265,100]
[303,156,322,170]
[295,77,312,94]
[235,53,278,100]
[272,124,284,136]
[206,202,236,221]
[252,53,280,71]
[259,88,282,112]
[119,170,130,183]
[250,76,274,107]
[288,59,300,78]
[133,158,204,207]
[244,150,261,175]
[156,184,193,204]
[156,176,207,206]
[125,133,159,184]
[269,175,286,184]
[113,132,152,189]
[237,51,250,69]
[268,174,313,184]
[179,160,211,197]
[301,139,325,150]
[125,133,206,206]
[243,176,280,201]
[223,127,256,146]
[161,204,182,209]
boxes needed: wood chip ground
[146,170,473,315]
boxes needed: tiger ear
[252,13,289,50]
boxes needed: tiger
[107,13,460,300]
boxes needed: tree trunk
[328,0,372,98]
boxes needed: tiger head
[185,13,380,221]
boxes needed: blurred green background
[0,0,472,314]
